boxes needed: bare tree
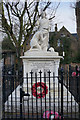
[1,1,60,68]
[75,1,80,46]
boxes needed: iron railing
[2,66,80,119]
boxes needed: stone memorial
[21,12,62,95]
[5,11,78,114]
[20,11,78,113]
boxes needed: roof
[50,26,78,41]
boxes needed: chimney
[55,24,57,32]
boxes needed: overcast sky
[4,0,77,33]
[51,1,77,33]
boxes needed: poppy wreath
[31,82,48,99]
[72,72,80,77]
[43,111,61,119]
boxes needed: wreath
[43,111,61,119]
[31,82,48,99]
[72,72,80,77]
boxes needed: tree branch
[8,3,17,16]
[27,1,34,8]
[8,2,20,17]
[4,3,13,33]
[43,2,51,11]
[38,2,51,18]
[49,16,55,20]
[49,2,60,20]
[2,12,18,47]
[25,2,32,26]
[18,16,23,45]
[33,2,39,25]
[21,2,27,17]
[53,2,60,17]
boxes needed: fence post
[0,10,2,119]
[69,65,71,92]
[76,66,80,118]
[61,68,63,120]
[20,87,23,119]
[0,60,2,120]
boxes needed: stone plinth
[21,49,62,75]
[21,49,62,92]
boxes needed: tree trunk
[16,46,22,71]
[76,1,80,47]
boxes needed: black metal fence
[2,65,23,119]
[2,65,80,120]
[69,65,80,103]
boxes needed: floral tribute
[43,111,61,119]
[31,82,48,99]
[72,72,80,77]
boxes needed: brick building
[49,25,78,63]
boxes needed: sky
[51,1,77,33]
[4,0,78,33]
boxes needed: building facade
[49,25,78,63]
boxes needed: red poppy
[72,72,80,77]
[31,82,48,99]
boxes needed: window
[61,33,66,37]
[57,39,60,47]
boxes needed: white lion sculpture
[30,11,49,51]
